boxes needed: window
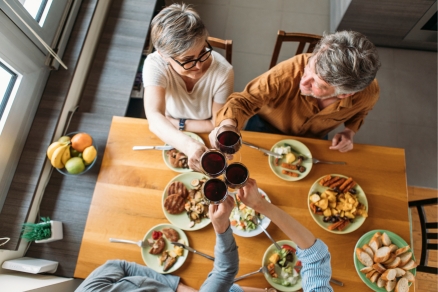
[0,62,18,122]
[18,0,52,26]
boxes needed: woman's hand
[209,196,234,234]
[185,141,208,172]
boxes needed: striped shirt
[215,54,379,138]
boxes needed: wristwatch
[179,119,186,131]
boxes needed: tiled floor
[166,0,437,189]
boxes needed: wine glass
[200,149,227,177]
[224,162,249,190]
[202,177,228,205]
[215,125,242,162]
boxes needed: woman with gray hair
[143,3,234,171]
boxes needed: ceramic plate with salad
[229,188,271,237]
[268,139,312,181]
[262,239,302,291]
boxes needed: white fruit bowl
[55,132,98,176]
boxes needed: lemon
[65,157,85,174]
[82,145,97,165]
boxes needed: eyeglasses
[171,41,213,70]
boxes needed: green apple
[65,157,85,174]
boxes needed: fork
[234,266,268,282]
[312,158,346,165]
[109,238,149,248]
[256,216,282,251]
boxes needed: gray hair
[313,31,381,94]
[151,3,208,57]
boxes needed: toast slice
[394,267,406,277]
[370,271,380,283]
[373,263,387,274]
[360,266,374,273]
[377,276,387,288]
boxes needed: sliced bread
[369,236,382,254]
[363,243,374,258]
[385,280,396,292]
[360,266,374,274]
[370,271,380,283]
[394,267,406,277]
[395,245,411,256]
[384,257,401,269]
[373,263,387,274]
[356,247,374,267]
[377,276,387,288]
[374,246,392,263]
[403,270,416,282]
[381,232,392,246]
[400,259,417,270]
[388,244,398,253]
[381,268,397,281]
[366,269,378,279]
[382,253,397,264]
[398,251,413,267]
[395,277,409,292]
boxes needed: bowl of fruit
[46,132,98,175]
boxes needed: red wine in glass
[202,178,228,204]
[215,125,242,154]
[200,150,227,177]
[224,162,249,189]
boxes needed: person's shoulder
[211,51,233,71]
[360,79,380,100]
[144,51,166,67]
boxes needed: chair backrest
[408,197,438,274]
[269,31,322,69]
[208,36,232,64]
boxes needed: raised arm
[238,179,333,291]
[199,196,239,292]
[144,85,207,171]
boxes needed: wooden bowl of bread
[354,230,416,292]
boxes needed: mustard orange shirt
[216,54,379,138]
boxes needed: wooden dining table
[74,116,412,291]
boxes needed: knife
[242,141,282,158]
[133,145,174,151]
[171,242,215,261]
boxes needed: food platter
[307,174,368,234]
[268,139,312,181]
[262,240,302,291]
[230,188,271,237]
[162,132,204,173]
[141,223,189,274]
[162,172,211,231]
[354,229,416,291]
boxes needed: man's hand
[237,178,266,212]
[185,141,208,172]
[209,196,234,234]
[208,119,237,149]
[329,128,355,152]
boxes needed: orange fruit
[71,133,93,152]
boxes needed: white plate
[141,223,189,274]
[268,139,312,181]
[262,239,302,291]
[162,172,211,231]
[230,188,271,237]
[162,132,204,173]
[308,174,368,234]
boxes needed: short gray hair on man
[313,31,381,94]
[151,3,208,58]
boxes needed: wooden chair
[409,197,438,274]
[269,31,322,69]
[208,36,232,64]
